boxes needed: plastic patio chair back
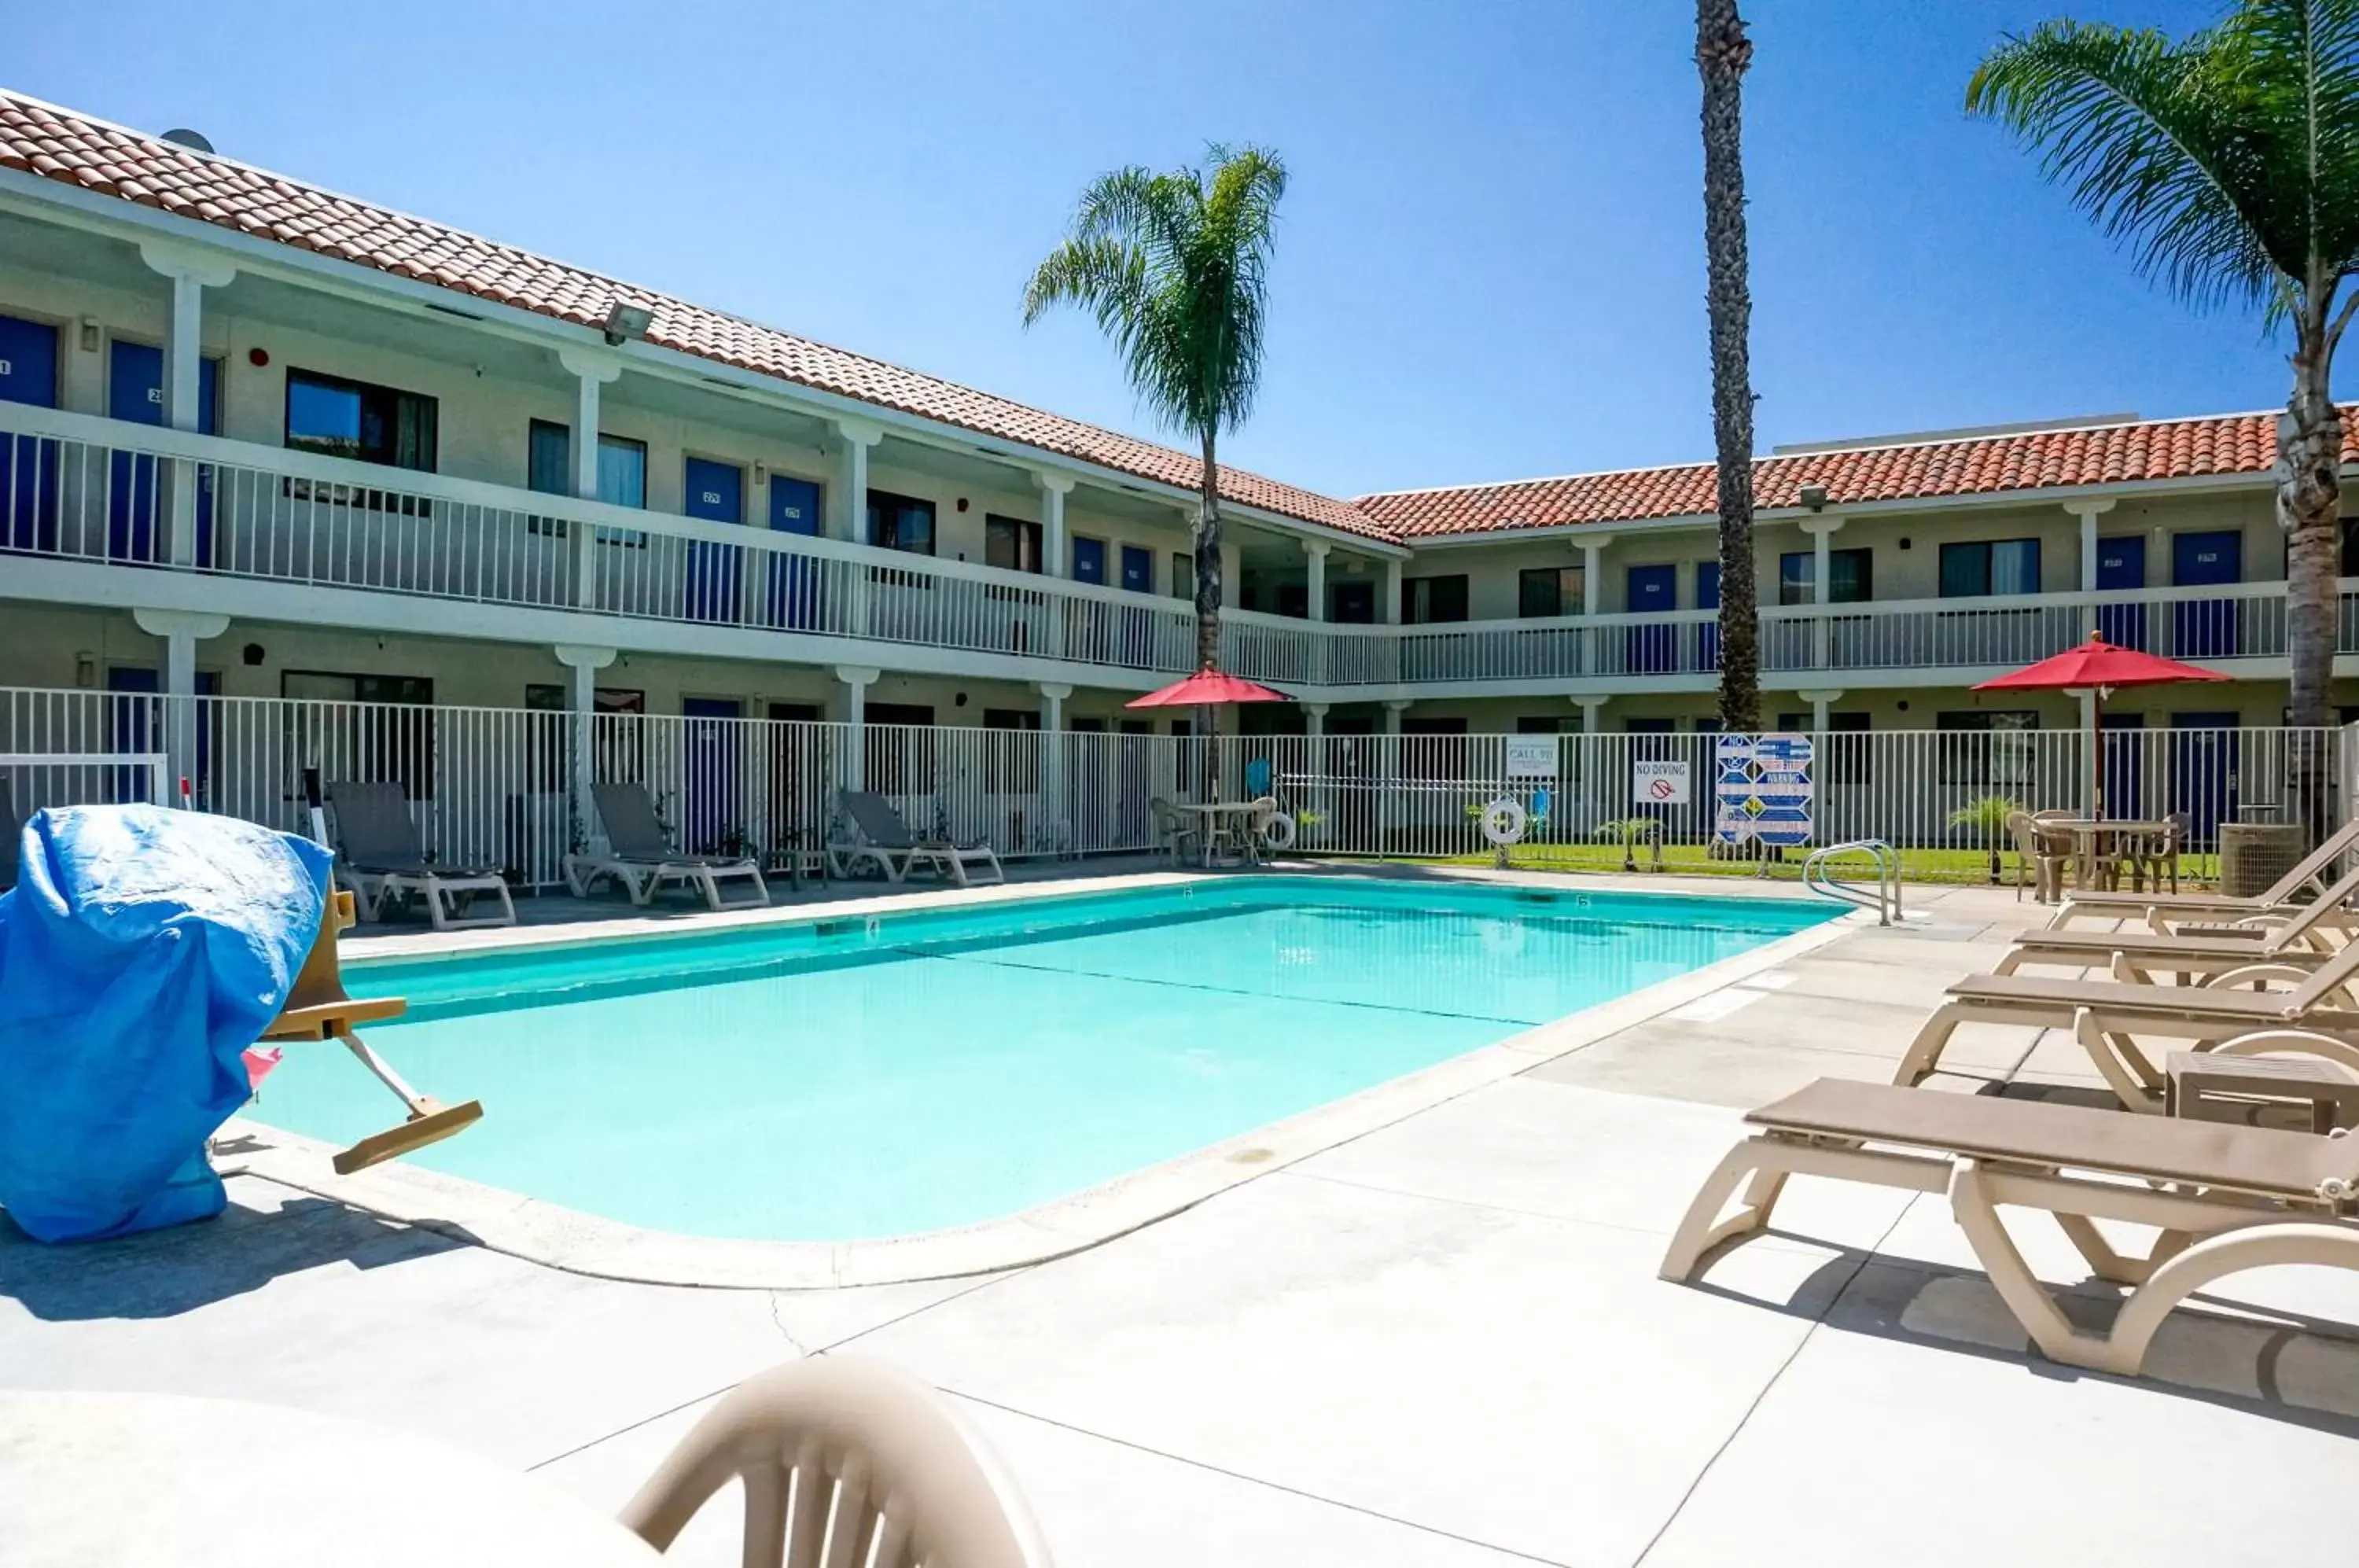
[620,1356,1054,1568]
[591,781,676,859]
[326,780,428,870]
[843,790,922,849]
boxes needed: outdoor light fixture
[1799,483,1829,511]
[602,301,654,346]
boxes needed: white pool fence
[0,685,2344,889]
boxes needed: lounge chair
[257,887,483,1174]
[0,778,19,891]
[2044,815,2359,931]
[1993,860,2359,980]
[1893,936,2359,1112]
[827,790,1003,887]
[1659,1077,2359,1377]
[620,1356,1051,1568]
[566,781,770,911]
[326,780,515,931]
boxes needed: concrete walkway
[4,878,2355,1566]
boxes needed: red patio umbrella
[1124,667,1294,709]
[1974,635,2228,819]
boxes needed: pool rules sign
[1714,733,1814,848]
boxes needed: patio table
[1165,800,1272,867]
[2038,817,2176,894]
[0,1389,660,1567]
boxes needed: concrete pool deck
[5,870,2356,1566]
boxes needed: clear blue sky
[9,0,2306,499]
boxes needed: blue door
[1072,536,1106,585]
[2171,530,2241,660]
[0,314,61,554]
[1119,545,1152,593]
[2170,711,2242,848]
[1694,561,1721,672]
[2094,534,2147,650]
[681,696,744,855]
[682,458,744,624]
[1625,564,1677,674]
[1118,544,1154,664]
[107,340,221,565]
[764,476,823,629]
[106,664,220,803]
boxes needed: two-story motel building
[2,89,2353,809]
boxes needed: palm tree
[1023,145,1289,734]
[1698,0,1761,732]
[1967,2,2359,836]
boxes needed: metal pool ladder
[1803,839,1901,926]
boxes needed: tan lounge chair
[1993,860,2359,980]
[326,779,516,930]
[828,790,1004,887]
[566,781,770,911]
[1660,1077,2359,1377]
[1894,938,2359,1112]
[2044,815,2359,932]
[620,1356,1052,1568]
[256,888,483,1174]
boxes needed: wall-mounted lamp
[78,316,99,353]
[601,301,654,346]
[74,651,97,689]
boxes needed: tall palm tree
[1024,146,1289,730]
[1698,0,1761,733]
[1968,2,2359,834]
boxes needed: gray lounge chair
[827,790,1003,887]
[1662,1077,2359,1377]
[326,779,515,930]
[566,781,769,911]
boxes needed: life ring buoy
[1479,797,1529,847]
[1260,811,1297,851]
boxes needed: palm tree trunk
[1196,430,1224,793]
[2280,315,2342,842]
[1697,0,1760,734]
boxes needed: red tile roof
[0,90,2331,552]
[0,90,1386,540]
[1356,411,2348,537]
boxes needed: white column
[558,348,624,607]
[1570,694,1609,734]
[1382,558,1404,626]
[133,608,229,799]
[138,242,235,567]
[1798,517,1846,671]
[832,418,885,544]
[1036,681,1071,851]
[1578,536,1614,674]
[2066,499,2117,594]
[554,643,617,852]
[1304,540,1330,622]
[1795,687,1844,733]
[1304,702,1328,738]
[834,664,879,793]
[1036,472,1073,661]
[1383,698,1410,736]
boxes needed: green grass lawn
[1419,841,2222,889]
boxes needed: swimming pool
[252,878,1835,1242]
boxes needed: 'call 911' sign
[1714,733,1814,848]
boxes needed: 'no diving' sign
[1632,760,1691,806]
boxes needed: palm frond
[1966,2,2359,320]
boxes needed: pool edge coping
[223,875,1864,1292]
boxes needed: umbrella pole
[2090,686,2103,823]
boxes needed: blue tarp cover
[0,805,329,1242]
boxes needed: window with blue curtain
[1939,539,2037,598]
[866,490,936,555]
[526,420,646,541]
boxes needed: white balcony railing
[0,402,2344,691]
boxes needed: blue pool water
[254,878,1831,1241]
